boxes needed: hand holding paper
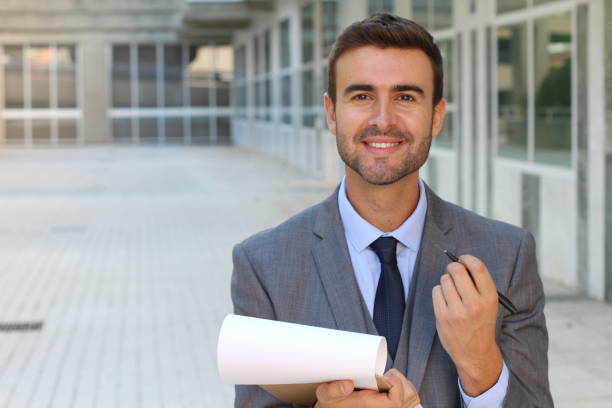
[217,315,421,407]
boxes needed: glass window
[164,45,183,107]
[497,23,528,160]
[412,0,429,28]
[138,45,157,108]
[58,119,78,143]
[280,19,291,68]
[301,3,314,64]
[533,0,558,5]
[368,0,394,15]
[434,111,453,147]
[433,0,453,30]
[32,119,51,143]
[264,30,271,73]
[215,45,233,107]
[234,45,246,80]
[56,45,77,108]
[165,117,184,142]
[321,0,338,58]
[139,118,158,142]
[5,119,24,143]
[302,69,315,127]
[113,118,132,141]
[265,78,272,121]
[254,36,260,75]
[437,39,454,103]
[188,45,212,106]
[217,116,231,143]
[497,0,527,14]
[3,46,24,109]
[29,46,51,108]
[281,74,292,124]
[112,45,131,108]
[191,116,210,143]
[534,13,572,166]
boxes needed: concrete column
[81,39,111,143]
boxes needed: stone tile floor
[0,146,609,407]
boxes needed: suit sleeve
[500,231,554,407]
[231,243,310,408]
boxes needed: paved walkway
[0,146,609,407]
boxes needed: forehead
[335,46,434,92]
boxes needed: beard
[336,122,433,186]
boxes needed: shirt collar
[338,177,428,253]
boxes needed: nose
[368,99,397,131]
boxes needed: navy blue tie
[370,236,405,361]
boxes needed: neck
[344,167,421,233]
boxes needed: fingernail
[340,382,348,395]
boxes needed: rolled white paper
[217,314,387,390]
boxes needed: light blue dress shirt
[337,177,508,408]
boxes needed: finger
[315,380,354,403]
[459,255,497,295]
[384,369,420,406]
[432,285,447,318]
[446,261,479,301]
[384,369,405,402]
[439,272,462,309]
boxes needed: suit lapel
[404,185,457,391]
[311,189,377,336]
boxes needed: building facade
[0,0,246,146]
[231,0,612,302]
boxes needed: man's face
[324,46,446,185]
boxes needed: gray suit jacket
[231,185,553,407]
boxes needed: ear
[323,92,337,135]
[431,98,447,139]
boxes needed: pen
[442,249,518,315]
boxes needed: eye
[352,93,370,101]
[398,94,415,102]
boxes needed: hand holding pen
[431,250,508,396]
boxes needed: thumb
[316,380,354,403]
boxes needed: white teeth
[367,142,400,148]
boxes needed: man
[231,13,552,408]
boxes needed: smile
[365,142,401,148]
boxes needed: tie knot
[369,236,398,265]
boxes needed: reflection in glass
[29,46,51,108]
[264,30,271,73]
[412,0,428,28]
[280,19,291,69]
[265,78,272,121]
[56,45,77,108]
[58,119,78,143]
[497,23,528,160]
[321,0,338,58]
[368,0,394,15]
[164,45,183,107]
[497,0,527,14]
[113,118,132,141]
[217,116,231,144]
[281,74,292,124]
[32,119,51,143]
[434,111,453,147]
[188,45,212,106]
[215,46,233,107]
[437,39,453,103]
[3,46,24,109]
[534,13,571,166]
[301,3,314,64]
[302,69,315,127]
[5,120,24,143]
[112,45,131,107]
[433,0,453,30]
[165,117,184,143]
[139,118,158,142]
[191,116,210,143]
[138,45,157,107]
[254,36,260,75]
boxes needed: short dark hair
[327,12,444,106]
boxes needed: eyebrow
[343,83,426,97]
